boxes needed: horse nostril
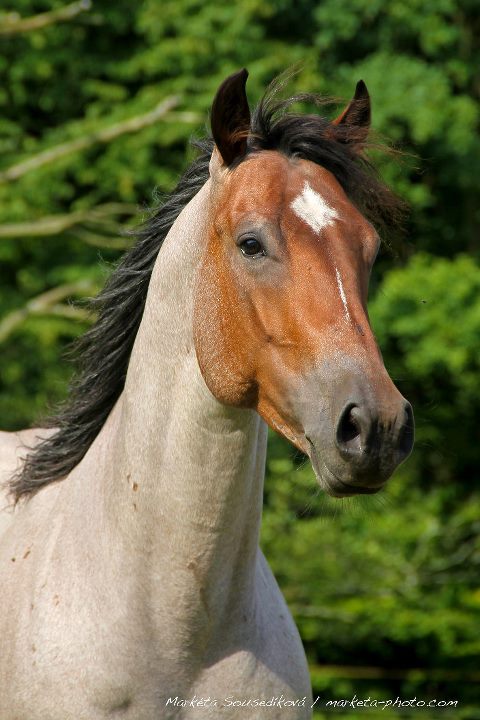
[336,404,363,455]
[333,398,414,472]
[398,402,414,460]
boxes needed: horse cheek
[193,255,257,408]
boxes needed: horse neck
[90,179,267,619]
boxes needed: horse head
[194,69,414,497]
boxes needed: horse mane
[11,76,405,502]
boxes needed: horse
[0,69,414,719]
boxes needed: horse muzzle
[299,363,415,497]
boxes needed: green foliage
[0,0,478,715]
[371,253,480,487]
[264,350,479,712]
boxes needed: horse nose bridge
[353,372,410,439]
[312,281,382,361]
[303,352,402,424]
[303,352,409,438]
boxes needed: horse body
[0,70,413,719]
[0,180,310,719]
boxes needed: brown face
[193,70,414,497]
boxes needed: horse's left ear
[211,68,251,167]
[332,80,371,142]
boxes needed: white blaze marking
[335,266,351,322]
[290,181,338,233]
[291,182,350,323]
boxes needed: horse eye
[239,236,265,258]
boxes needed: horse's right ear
[332,80,371,143]
[211,69,251,167]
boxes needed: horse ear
[211,68,251,166]
[332,80,371,142]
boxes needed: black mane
[11,77,404,501]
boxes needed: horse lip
[321,465,385,498]
[326,477,384,497]
[305,435,386,498]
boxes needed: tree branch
[0,280,98,343]
[0,96,180,184]
[0,203,138,239]
[0,1,92,36]
[70,227,133,250]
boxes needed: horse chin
[309,448,387,498]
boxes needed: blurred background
[0,1,478,718]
